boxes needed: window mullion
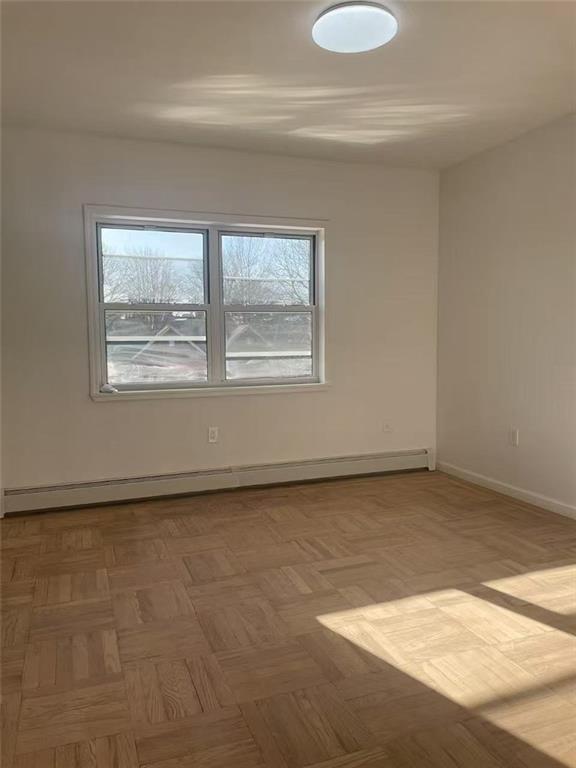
[311,305,319,381]
[220,304,313,313]
[207,226,225,384]
[98,303,108,388]
[102,302,208,312]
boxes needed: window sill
[91,382,330,402]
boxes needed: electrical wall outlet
[508,427,520,448]
[208,426,219,443]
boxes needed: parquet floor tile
[382,721,509,768]
[42,527,104,553]
[257,564,333,601]
[104,539,168,567]
[124,658,203,724]
[107,561,181,592]
[2,579,35,609]
[133,707,255,765]
[185,574,263,606]
[179,548,245,584]
[496,631,576,700]
[431,589,553,644]
[117,615,210,663]
[22,628,122,694]
[14,732,139,768]
[12,550,107,581]
[162,534,225,556]
[236,542,314,572]
[219,521,282,552]
[2,605,31,647]
[2,691,21,768]
[275,590,355,635]
[29,597,114,641]
[112,581,194,630]
[196,596,288,652]
[16,681,131,753]
[2,645,26,693]
[339,676,466,744]
[297,629,386,681]
[216,639,327,702]
[244,684,373,767]
[33,570,110,607]
[2,472,575,767]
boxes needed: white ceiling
[2,1,575,168]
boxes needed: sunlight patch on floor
[483,564,576,616]
[317,586,576,767]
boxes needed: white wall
[2,128,438,489]
[438,115,576,514]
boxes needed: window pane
[221,234,312,306]
[100,227,205,304]
[105,311,207,385]
[225,312,312,380]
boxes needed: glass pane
[221,234,312,306]
[100,227,205,304]
[105,311,207,385]
[225,312,312,380]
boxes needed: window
[85,208,323,396]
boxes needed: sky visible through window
[101,227,204,260]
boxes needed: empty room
[1,1,575,766]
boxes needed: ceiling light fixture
[312,2,398,53]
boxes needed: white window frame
[84,205,326,400]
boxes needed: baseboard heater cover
[3,449,431,514]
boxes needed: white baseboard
[437,461,576,520]
[3,449,429,514]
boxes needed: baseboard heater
[3,448,432,514]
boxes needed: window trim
[84,205,326,400]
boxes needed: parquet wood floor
[2,471,576,767]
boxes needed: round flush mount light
[312,2,398,53]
